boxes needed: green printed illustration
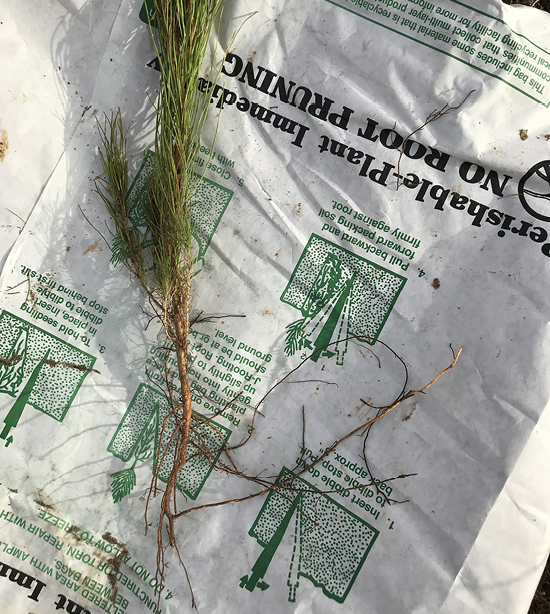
[139,0,157,27]
[107,383,232,503]
[111,151,233,274]
[240,467,379,603]
[0,311,96,447]
[281,234,406,364]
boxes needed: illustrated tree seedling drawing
[241,466,379,603]
[281,234,406,365]
[0,310,96,447]
[110,150,234,276]
[107,383,232,503]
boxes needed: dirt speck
[82,239,102,255]
[7,487,18,493]
[402,402,416,422]
[65,525,86,543]
[519,129,529,141]
[34,488,57,512]
[0,130,8,162]
[294,202,302,216]
[274,250,280,258]
[40,358,100,374]
[545,134,550,141]
[28,288,38,310]
[262,309,273,316]
[433,278,440,290]
[102,532,128,603]
[348,401,365,418]
[0,353,23,367]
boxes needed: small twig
[282,379,338,387]
[396,91,475,189]
[5,208,26,225]
[38,358,100,374]
[190,311,246,327]
[0,353,99,374]
[174,472,416,519]
[2,279,28,294]
[172,346,463,520]
[139,304,160,330]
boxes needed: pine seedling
[95,0,226,562]
[93,3,465,605]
